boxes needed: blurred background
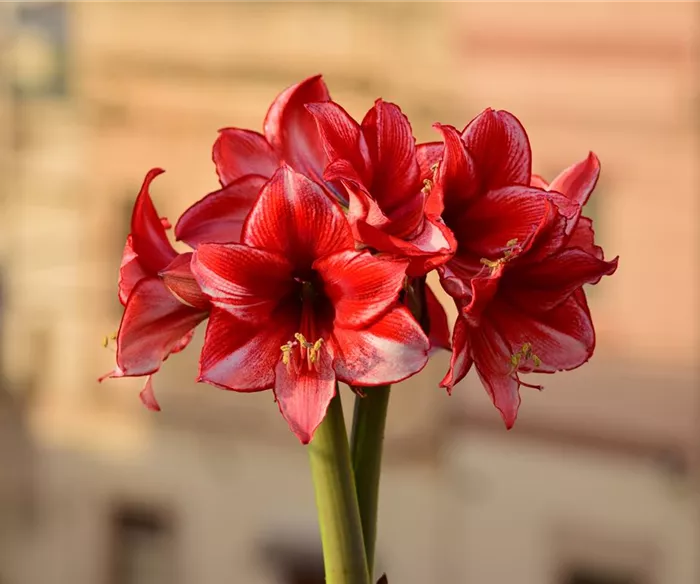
[0,2,698,583]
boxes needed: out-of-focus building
[0,3,698,584]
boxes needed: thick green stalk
[308,390,370,584]
[350,384,391,579]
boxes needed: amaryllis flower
[191,167,430,443]
[431,110,554,301]
[101,169,209,409]
[439,148,618,427]
[306,99,456,277]
[175,75,334,248]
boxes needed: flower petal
[548,152,600,208]
[470,322,521,429]
[306,101,371,184]
[332,306,429,386]
[198,307,295,392]
[263,75,330,183]
[509,248,618,312]
[191,243,293,323]
[160,252,210,310]
[139,376,161,412]
[492,295,596,374]
[130,168,178,274]
[361,100,421,208]
[242,167,354,267]
[439,316,472,392]
[416,141,443,180]
[118,235,149,305]
[454,185,551,266]
[116,278,207,377]
[432,124,478,214]
[175,174,267,248]
[314,250,408,329]
[461,108,531,188]
[424,284,451,352]
[274,347,336,444]
[567,215,603,259]
[530,174,549,189]
[212,129,278,186]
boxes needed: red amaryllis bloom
[306,99,456,277]
[431,110,554,301]
[175,75,335,248]
[439,146,618,427]
[191,167,430,443]
[101,169,209,409]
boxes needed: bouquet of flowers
[101,75,617,584]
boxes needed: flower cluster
[101,75,617,443]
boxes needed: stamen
[421,178,433,195]
[281,333,325,372]
[102,331,118,349]
[480,238,522,273]
[508,342,542,373]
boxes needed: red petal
[212,129,278,186]
[491,295,596,374]
[116,278,206,377]
[314,250,408,329]
[263,75,330,184]
[118,235,149,305]
[139,376,161,412]
[274,346,336,444]
[470,323,521,429]
[462,266,504,324]
[306,101,371,184]
[548,152,600,208]
[160,252,210,310]
[130,169,178,274]
[454,185,550,266]
[199,308,295,392]
[343,179,390,231]
[432,124,478,213]
[242,167,354,267]
[175,174,267,248]
[519,198,570,264]
[353,208,454,261]
[567,216,603,259]
[439,316,473,392]
[425,284,451,352]
[509,248,618,312]
[361,100,421,208]
[191,243,293,323]
[416,141,443,180]
[530,174,549,189]
[461,108,531,189]
[332,306,429,386]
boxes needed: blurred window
[14,2,68,99]
[111,507,177,584]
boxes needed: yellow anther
[102,331,118,348]
[282,333,325,370]
[480,238,522,273]
[421,178,433,195]
[430,162,439,174]
[509,342,542,373]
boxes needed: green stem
[350,384,391,579]
[309,390,370,584]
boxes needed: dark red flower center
[280,270,335,373]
